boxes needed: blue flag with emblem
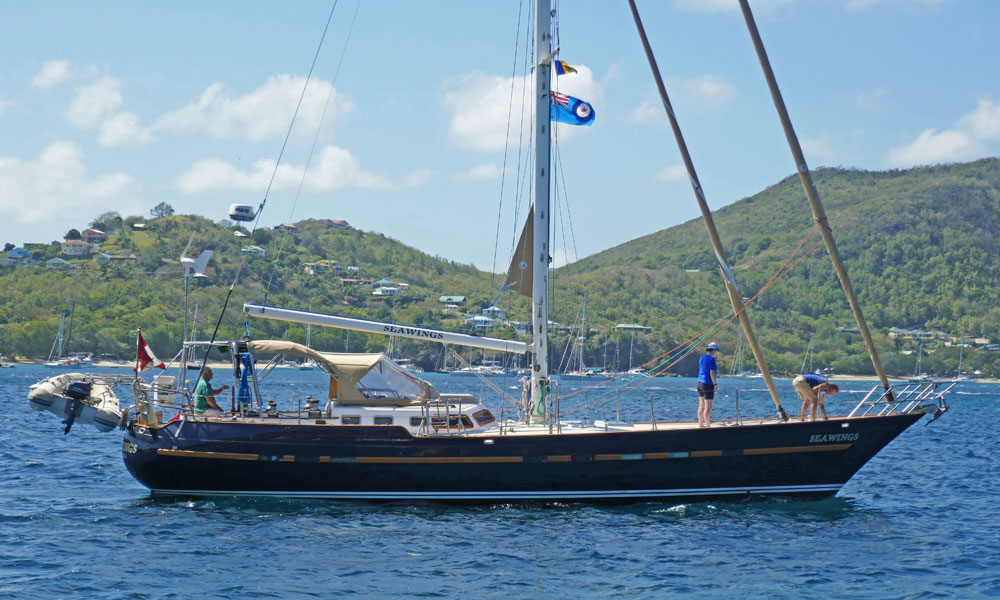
[550,91,595,126]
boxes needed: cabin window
[374,416,393,425]
[342,415,361,425]
[410,417,425,427]
[472,409,496,426]
[430,415,474,429]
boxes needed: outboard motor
[66,380,93,400]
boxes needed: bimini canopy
[250,340,438,405]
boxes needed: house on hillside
[319,219,351,229]
[241,245,266,257]
[46,257,71,269]
[438,295,466,306]
[466,315,496,331]
[81,228,107,243]
[61,240,91,257]
[304,259,344,275]
[274,223,298,232]
[482,305,506,321]
[9,248,30,259]
[372,286,398,296]
[0,258,20,267]
[94,252,114,264]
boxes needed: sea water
[1,366,997,599]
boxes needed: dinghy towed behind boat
[27,1,953,502]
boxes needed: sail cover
[250,340,439,405]
[505,207,534,298]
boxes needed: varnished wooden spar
[627,0,788,419]
[737,0,891,390]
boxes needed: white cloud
[800,135,838,165]
[0,97,12,117]
[957,99,1000,140]
[887,128,981,166]
[67,76,123,129]
[176,144,392,193]
[887,99,1000,166]
[454,164,505,181]
[444,66,603,152]
[444,72,529,152]
[0,141,138,224]
[629,100,663,125]
[99,112,155,147]
[655,164,688,182]
[157,75,352,141]
[404,169,433,188]
[32,60,73,89]
[682,75,733,108]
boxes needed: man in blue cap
[697,342,720,427]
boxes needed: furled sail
[505,207,534,298]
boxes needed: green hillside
[2,158,999,377]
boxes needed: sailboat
[562,294,603,378]
[298,317,316,370]
[909,339,933,383]
[43,314,79,367]
[951,345,972,383]
[28,1,951,502]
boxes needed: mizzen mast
[738,0,891,389]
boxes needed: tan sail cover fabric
[250,340,438,405]
[505,206,533,298]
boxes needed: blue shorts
[697,382,715,400]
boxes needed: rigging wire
[554,222,827,412]
[266,0,363,295]
[489,0,527,293]
[198,0,341,368]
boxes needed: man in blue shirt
[697,342,720,427]
[793,373,839,421]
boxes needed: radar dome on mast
[229,204,256,222]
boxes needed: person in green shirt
[193,367,229,415]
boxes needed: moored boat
[26,0,954,504]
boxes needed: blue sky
[1,0,997,272]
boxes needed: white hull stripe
[149,483,843,500]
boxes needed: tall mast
[57,313,65,358]
[738,0,890,389]
[579,293,587,372]
[627,0,787,418]
[530,0,553,414]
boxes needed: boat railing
[847,380,953,420]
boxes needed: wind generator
[179,234,213,343]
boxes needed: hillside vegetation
[2,158,999,377]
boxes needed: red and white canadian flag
[134,332,166,371]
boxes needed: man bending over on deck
[193,366,229,415]
[793,373,838,422]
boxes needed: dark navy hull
[122,414,923,502]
